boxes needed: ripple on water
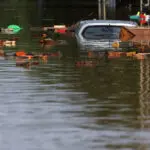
[0,58,149,150]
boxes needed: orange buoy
[16,51,26,57]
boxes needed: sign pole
[98,0,101,19]
[140,0,143,12]
[103,0,106,20]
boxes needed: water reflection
[139,60,150,129]
[136,60,150,150]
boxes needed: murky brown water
[0,54,150,150]
[0,1,150,150]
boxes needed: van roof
[78,19,138,27]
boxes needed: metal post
[103,0,106,20]
[107,0,116,19]
[98,0,101,19]
[140,0,143,12]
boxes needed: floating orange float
[108,52,122,58]
[15,51,26,57]
[126,52,136,57]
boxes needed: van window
[82,26,121,40]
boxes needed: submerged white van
[70,19,137,52]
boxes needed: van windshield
[82,26,121,40]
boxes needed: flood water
[0,1,150,150]
[0,53,150,150]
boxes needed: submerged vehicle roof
[75,19,136,42]
[77,19,138,27]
